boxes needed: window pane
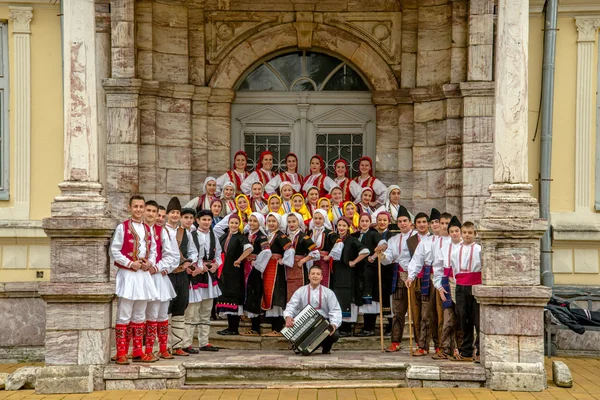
[244,132,291,173]
[323,65,369,91]
[291,79,316,91]
[315,133,364,178]
[268,52,302,90]
[238,64,286,91]
[306,52,341,88]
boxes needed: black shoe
[339,330,352,338]
[384,327,392,337]
[184,346,199,354]
[217,329,239,336]
[322,347,332,354]
[355,329,375,337]
[199,344,219,352]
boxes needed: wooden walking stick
[407,282,414,357]
[377,254,384,353]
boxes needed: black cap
[448,216,462,230]
[398,205,411,219]
[166,197,182,214]
[430,208,441,221]
[181,207,196,217]
[196,209,213,219]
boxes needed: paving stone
[552,361,573,388]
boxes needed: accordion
[281,305,333,355]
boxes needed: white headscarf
[203,176,218,195]
[309,209,333,231]
[372,184,401,222]
[279,181,294,192]
[266,212,286,234]
[249,212,267,235]
[220,181,236,199]
[286,212,305,234]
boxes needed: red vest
[338,178,353,202]
[280,172,303,191]
[303,174,327,197]
[115,220,152,269]
[153,225,163,264]
[256,169,274,185]
[227,170,248,194]
[354,176,377,201]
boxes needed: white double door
[231,92,376,176]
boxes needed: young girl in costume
[356,187,376,216]
[342,201,360,233]
[285,212,319,301]
[250,182,268,213]
[308,209,335,287]
[279,181,295,214]
[220,182,237,215]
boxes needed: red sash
[261,254,282,310]
[287,255,306,302]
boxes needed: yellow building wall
[0,4,61,282]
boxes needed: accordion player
[283,265,342,355]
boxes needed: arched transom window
[237,51,369,92]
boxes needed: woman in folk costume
[372,185,404,225]
[374,211,396,335]
[267,193,284,215]
[329,216,370,337]
[302,154,337,197]
[210,199,225,228]
[353,213,388,337]
[235,193,253,231]
[265,152,303,195]
[250,181,268,213]
[329,187,345,227]
[356,187,377,216]
[214,213,254,336]
[309,209,335,288]
[240,212,272,337]
[333,159,362,202]
[262,212,295,336]
[291,193,312,224]
[217,150,250,196]
[241,150,276,196]
[185,177,219,212]
[220,182,238,215]
[354,156,387,207]
[305,186,320,216]
[279,181,295,214]
[342,201,360,233]
[285,212,320,301]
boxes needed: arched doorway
[231,51,376,177]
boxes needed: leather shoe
[184,346,199,354]
[339,330,352,337]
[217,329,239,336]
[354,329,375,337]
[199,344,219,352]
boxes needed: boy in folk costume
[215,214,254,335]
[333,159,362,202]
[217,150,249,196]
[183,210,223,353]
[157,205,167,226]
[328,217,370,337]
[110,195,160,365]
[433,215,463,360]
[381,206,417,352]
[185,177,219,212]
[406,209,444,356]
[448,221,481,362]
[263,212,295,336]
[265,152,303,195]
[309,209,335,288]
[143,201,178,361]
[241,150,276,196]
[354,213,388,337]
[286,212,320,301]
[163,198,199,357]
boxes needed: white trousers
[116,297,147,325]
[146,300,170,322]
[183,298,213,348]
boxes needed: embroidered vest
[338,178,353,202]
[115,220,152,269]
[227,170,247,194]
[354,176,377,201]
[153,225,163,264]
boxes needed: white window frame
[0,22,9,201]
[596,36,600,211]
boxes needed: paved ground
[2,357,600,399]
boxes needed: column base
[51,181,109,218]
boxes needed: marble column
[473,0,550,391]
[39,0,115,393]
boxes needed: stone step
[183,380,404,389]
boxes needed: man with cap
[164,198,199,356]
[183,209,222,353]
[381,205,417,352]
[432,215,463,359]
[406,208,442,356]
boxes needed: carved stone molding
[323,12,402,64]
[8,6,33,34]
[293,21,315,49]
[575,16,600,42]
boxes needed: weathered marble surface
[0,297,45,347]
[36,366,94,394]
[552,361,573,388]
[5,366,40,391]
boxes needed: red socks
[145,321,158,355]
[157,320,169,353]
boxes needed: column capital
[575,16,600,42]
[8,6,33,34]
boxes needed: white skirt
[153,272,176,302]
[359,301,380,314]
[342,303,359,323]
[265,306,284,317]
[116,268,159,301]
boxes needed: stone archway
[203,22,402,188]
